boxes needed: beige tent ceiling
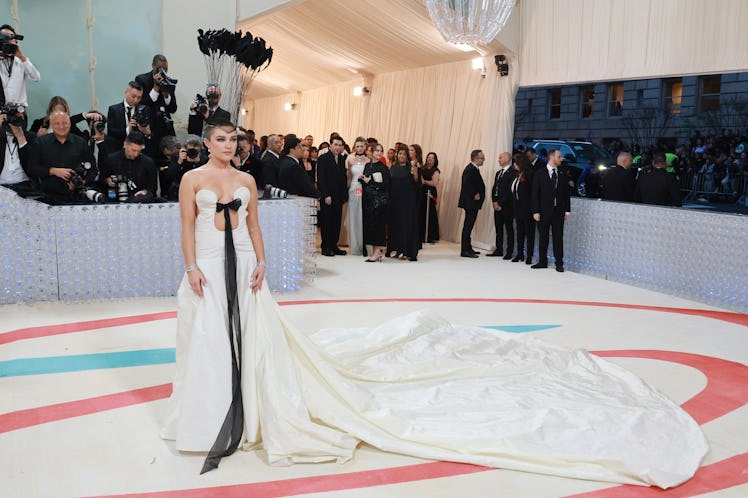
[238,0,509,100]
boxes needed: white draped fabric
[251,57,519,246]
[519,0,748,85]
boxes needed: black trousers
[320,202,343,250]
[461,208,478,253]
[493,208,514,255]
[536,208,565,265]
[515,215,534,257]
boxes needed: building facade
[513,72,748,149]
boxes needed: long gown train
[161,187,707,488]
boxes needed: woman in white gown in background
[161,118,707,487]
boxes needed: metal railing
[679,170,747,204]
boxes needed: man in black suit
[316,135,348,256]
[458,149,486,257]
[86,116,118,192]
[187,83,232,136]
[602,152,636,202]
[107,81,144,149]
[260,134,282,189]
[134,54,177,157]
[531,148,571,272]
[527,148,547,174]
[634,153,682,207]
[232,133,260,181]
[278,135,318,198]
[487,151,516,259]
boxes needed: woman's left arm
[245,176,267,293]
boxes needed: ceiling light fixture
[425,0,517,46]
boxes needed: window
[527,98,533,115]
[636,89,644,107]
[608,84,624,117]
[699,75,721,113]
[663,78,682,115]
[580,86,594,118]
[549,89,561,119]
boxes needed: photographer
[0,24,39,110]
[101,131,157,203]
[106,81,145,149]
[0,104,36,194]
[27,111,99,204]
[187,83,231,136]
[87,112,117,189]
[134,54,176,157]
[232,133,260,179]
[163,134,205,200]
[158,135,181,195]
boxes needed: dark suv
[518,140,614,197]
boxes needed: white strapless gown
[161,187,707,488]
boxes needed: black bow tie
[216,198,242,213]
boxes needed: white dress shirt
[0,133,29,184]
[0,56,40,106]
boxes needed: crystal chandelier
[425,0,517,47]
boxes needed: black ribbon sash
[201,198,244,474]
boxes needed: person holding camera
[187,83,231,136]
[278,134,319,198]
[0,24,39,110]
[0,105,36,194]
[163,134,206,201]
[135,54,177,157]
[107,81,145,149]
[101,131,157,203]
[87,112,117,188]
[27,111,98,204]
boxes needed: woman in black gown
[387,145,420,261]
[360,143,390,262]
[420,152,441,243]
[511,153,535,264]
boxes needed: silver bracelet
[185,264,199,273]
[256,260,266,267]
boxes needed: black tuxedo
[634,168,682,207]
[134,71,177,156]
[458,163,486,254]
[602,165,636,202]
[89,135,119,186]
[187,106,232,136]
[134,71,177,114]
[512,173,534,259]
[260,151,280,189]
[316,151,348,252]
[532,165,571,267]
[491,166,516,255]
[278,155,318,198]
[106,102,130,148]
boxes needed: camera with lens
[263,184,288,199]
[1,102,26,127]
[87,114,107,134]
[0,31,22,59]
[71,162,105,204]
[236,145,244,157]
[185,148,200,160]
[194,94,208,115]
[157,67,177,91]
[132,104,151,128]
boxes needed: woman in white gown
[161,119,707,487]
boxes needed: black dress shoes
[486,250,502,257]
[511,254,524,262]
[321,249,335,257]
[531,262,548,269]
[502,254,513,260]
[556,265,565,272]
[525,257,533,265]
[461,252,479,258]
[333,247,347,255]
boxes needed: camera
[87,114,107,134]
[185,148,200,159]
[236,146,244,156]
[132,104,151,127]
[71,162,105,204]
[0,31,22,59]
[1,102,25,127]
[194,94,208,115]
[157,67,177,91]
[263,184,288,199]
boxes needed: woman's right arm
[179,172,206,297]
